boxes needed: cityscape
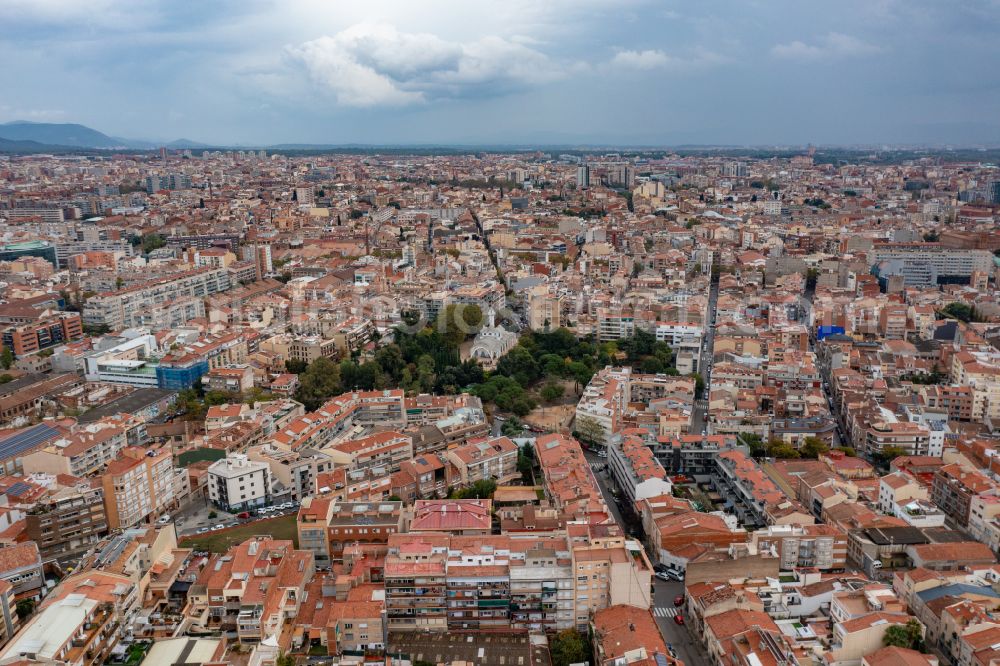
[1,3,1000,666]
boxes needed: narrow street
[690,276,719,434]
[584,450,709,665]
[653,579,711,666]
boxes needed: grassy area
[177,448,226,467]
[179,513,298,552]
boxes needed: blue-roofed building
[916,583,1000,604]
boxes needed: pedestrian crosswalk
[653,607,680,618]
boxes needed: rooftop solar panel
[5,481,31,497]
[0,424,60,461]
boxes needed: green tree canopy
[801,436,830,459]
[883,619,925,652]
[550,630,590,666]
[294,357,343,411]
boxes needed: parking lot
[175,498,300,538]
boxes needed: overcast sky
[1,0,998,146]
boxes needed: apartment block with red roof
[445,436,519,486]
[591,604,675,666]
[296,497,402,567]
[931,464,996,527]
[184,537,313,642]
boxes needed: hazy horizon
[2,0,999,147]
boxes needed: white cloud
[611,49,672,70]
[287,23,567,107]
[609,48,727,71]
[772,32,884,60]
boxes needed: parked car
[674,614,685,625]
[212,524,224,531]
[197,527,210,534]
[653,563,669,573]
[655,571,672,582]
[236,511,250,519]
[674,595,684,606]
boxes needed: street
[690,276,719,435]
[653,578,710,666]
[584,450,709,665]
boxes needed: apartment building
[869,243,992,287]
[445,436,519,487]
[248,444,333,502]
[1,570,138,665]
[296,498,403,567]
[101,446,183,529]
[931,463,995,527]
[571,534,653,631]
[185,537,313,642]
[749,523,849,571]
[23,420,131,477]
[24,480,108,561]
[383,532,644,634]
[607,435,672,505]
[82,267,230,330]
[2,311,82,357]
[326,431,413,473]
[207,454,271,512]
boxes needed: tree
[284,358,308,374]
[540,382,565,403]
[434,303,483,348]
[739,433,767,458]
[0,346,12,370]
[575,415,605,446]
[801,437,830,459]
[501,416,525,438]
[883,619,925,652]
[452,478,497,500]
[294,357,343,411]
[517,443,534,483]
[15,599,34,620]
[835,446,857,457]
[689,372,705,395]
[141,233,166,254]
[276,652,296,666]
[766,438,800,459]
[941,302,974,323]
[877,445,907,465]
[549,629,590,666]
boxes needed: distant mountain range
[0,121,209,151]
[2,120,999,156]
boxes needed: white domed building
[470,308,518,369]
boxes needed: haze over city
[2,0,999,146]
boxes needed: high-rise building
[724,161,748,178]
[576,165,590,189]
[988,180,1000,205]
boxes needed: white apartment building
[208,454,272,512]
[83,267,230,330]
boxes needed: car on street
[197,527,210,534]
[237,511,250,519]
[655,571,672,582]
[674,595,684,606]
[674,614,685,625]
[212,524,224,530]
